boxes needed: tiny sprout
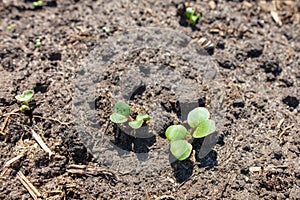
[110,101,151,129]
[165,107,215,161]
[7,24,16,30]
[184,7,201,24]
[36,38,42,47]
[33,0,43,7]
[15,90,34,112]
[102,26,110,34]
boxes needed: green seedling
[36,38,42,47]
[165,107,215,161]
[33,0,43,7]
[102,26,110,34]
[185,7,201,24]
[14,90,53,157]
[15,90,34,112]
[7,24,16,30]
[110,101,151,129]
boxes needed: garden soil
[0,0,300,199]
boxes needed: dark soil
[1,0,300,199]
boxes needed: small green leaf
[193,119,216,138]
[185,7,201,24]
[110,113,128,123]
[185,7,195,18]
[128,120,143,129]
[15,90,34,103]
[170,140,193,161]
[7,24,15,30]
[190,14,201,23]
[20,105,30,112]
[136,114,151,121]
[114,101,130,117]
[187,107,210,129]
[165,125,188,141]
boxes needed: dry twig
[67,164,119,184]
[279,124,294,139]
[4,154,24,168]
[16,171,42,200]
[33,115,73,126]
[0,108,19,135]
[30,129,54,158]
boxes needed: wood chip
[276,118,284,130]
[209,1,216,10]
[243,1,252,8]
[198,37,214,49]
[144,8,154,16]
[155,195,175,200]
[68,164,87,169]
[271,9,282,26]
[76,26,89,36]
[210,28,220,33]
[265,165,288,171]
[249,166,262,173]
[145,189,150,200]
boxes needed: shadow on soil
[170,150,218,183]
[171,133,218,183]
[112,126,156,161]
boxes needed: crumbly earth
[0,0,299,199]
